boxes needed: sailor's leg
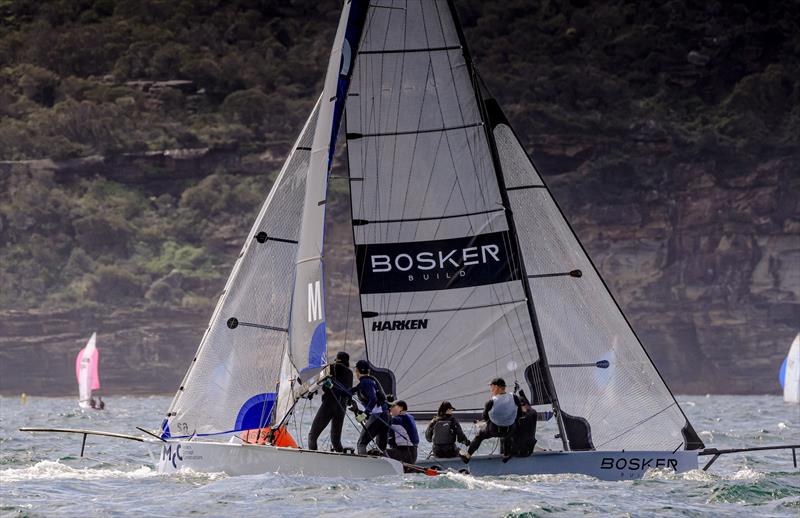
[356,426,371,455]
[307,403,333,451]
[466,426,496,456]
[329,408,345,452]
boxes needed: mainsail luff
[444,0,570,451]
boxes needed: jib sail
[162,98,321,438]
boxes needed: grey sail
[345,0,542,415]
[162,97,321,438]
[484,97,703,451]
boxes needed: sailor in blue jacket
[387,400,419,464]
[350,360,390,455]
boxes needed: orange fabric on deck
[241,426,298,448]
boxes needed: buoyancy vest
[488,393,518,427]
[355,375,387,413]
[431,417,457,446]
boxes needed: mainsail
[342,0,702,452]
[162,98,321,438]
[76,332,99,408]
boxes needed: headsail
[76,332,99,408]
[343,0,702,452]
[162,97,322,438]
[780,333,800,403]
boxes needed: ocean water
[1,395,798,517]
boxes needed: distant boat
[779,333,799,404]
[75,332,101,410]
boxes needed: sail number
[307,281,322,322]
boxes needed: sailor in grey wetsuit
[460,377,521,463]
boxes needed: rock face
[0,0,798,396]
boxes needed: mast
[446,0,569,450]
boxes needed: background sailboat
[779,333,799,404]
[75,332,100,410]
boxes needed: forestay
[162,98,321,438]
[345,0,541,415]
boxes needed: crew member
[501,397,537,459]
[425,401,470,458]
[460,377,521,463]
[350,360,390,455]
[387,400,419,464]
[308,351,353,452]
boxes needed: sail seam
[358,45,460,55]
[347,121,481,139]
[353,207,504,225]
[363,299,526,317]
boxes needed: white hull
[417,450,699,481]
[156,440,404,477]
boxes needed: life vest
[488,393,518,427]
[355,375,386,412]
[241,426,297,448]
[431,418,456,446]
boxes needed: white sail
[345,0,540,415]
[342,0,702,452]
[781,333,800,403]
[162,97,322,438]
[75,332,98,409]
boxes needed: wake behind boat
[21,0,798,481]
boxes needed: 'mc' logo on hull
[355,232,520,294]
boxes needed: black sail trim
[358,45,461,55]
[506,184,545,191]
[353,207,504,226]
[347,121,481,140]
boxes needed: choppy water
[1,395,798,517]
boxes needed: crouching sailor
[501,396,537,460]
[460,377,521,463]
[350,360,390,455]
[425,401,470,458]
[387,400,419,464]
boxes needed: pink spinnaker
[76,333,100,406]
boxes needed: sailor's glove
[321,377,333,390]
[355,412,368,424]
[463,438,471,447]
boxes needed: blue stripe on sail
[303,321,327,372]
[779,356,788,389]
[234,392,277,431]
[327,0,369,165]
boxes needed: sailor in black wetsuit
[350,360,390,455]
[501,398,537,459]
[425,401,470,458]
[308,351,353,452]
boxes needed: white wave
[442,470,593,490]
[728,467,765,481]
[0,460,156,482]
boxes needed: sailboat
[154,0,706,480]
[76,332,100,410]
[779,333,799,404]
[21,0,799,480]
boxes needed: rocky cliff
[1,0,798,396]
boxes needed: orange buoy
[241,426,297,448]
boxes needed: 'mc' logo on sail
[355,232,520,294]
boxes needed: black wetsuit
[466,394,522,456]
[425,415,469,458]
[501,409,537,457]
[308,361,353,452]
